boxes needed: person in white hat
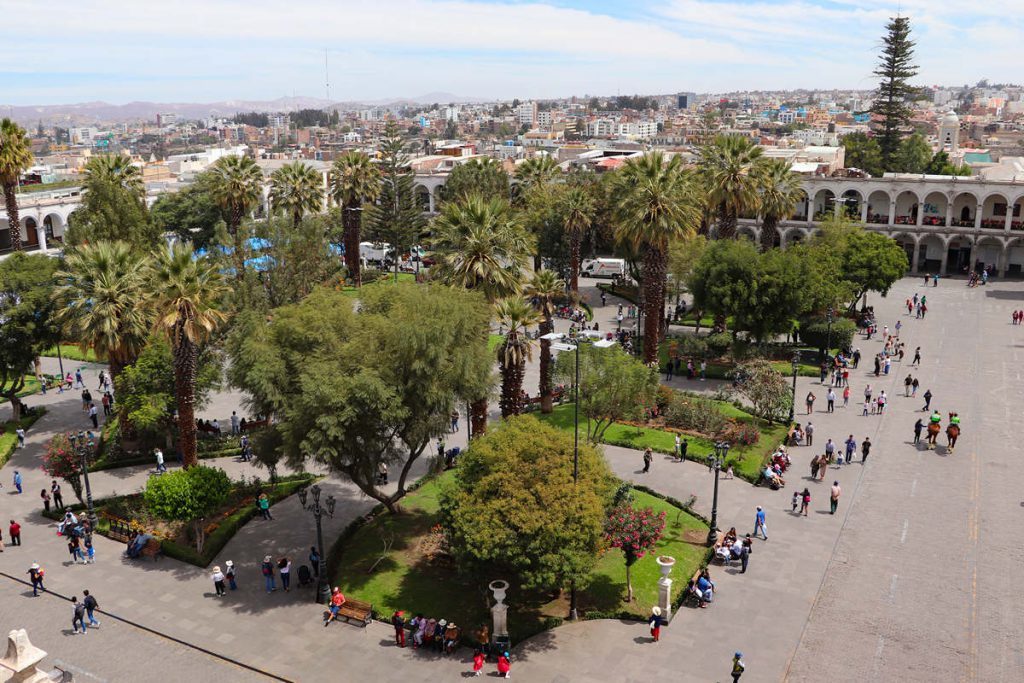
[225,560,237,590]
[212,566,226,597]
[649,606,664,642]
[27,563,44,596]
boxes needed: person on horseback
[929,410,942,425]
[949,412,961,428]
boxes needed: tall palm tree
[84,154,145,198]
[757,159,803,252]
[147,244,228,468]
[0,118,33,251]
[524,269,565,413]
[431,194,533,435]
[700,134,765,239]
[53,242,152,383]
[612,152,700,364]
[514,155,560,196]
[561,185,594,296]
[329,151,381,286]
[209,155,263,278]
[494,297,540,418]
[269,161,322,227]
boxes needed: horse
[946,424,960,452]
[926,421,941,450]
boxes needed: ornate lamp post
[825,307,835,362]
[788,352,800,424]
[68,431,97,530]
[297,484,336,604]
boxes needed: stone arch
[736,224,760,242]
[972,234,1005,273]
[791,189,810,221]
[413,184,433,212]
[981,192,1011,230]
[865,189,890,224]
[839,188,863,219]
[43,212,65,241]
[950,191,979,227]
[1004,235,1024,275]
[893,190,919,226]
[917,234,945,274]
[921,191,948,227]
[812,189,835,221]
[1011,193,1024,231]
[21,216,39,247]
[890,231,918,271]
[780,227,809,249]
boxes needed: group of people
[1011,310,1024,325]
[664,356,707,381]
[389,611,511,677]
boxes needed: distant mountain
[2,93,482,125]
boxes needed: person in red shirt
[8,520,20,546]
[323,587,346,627]
[497,652,511,678]
[472,650,485,676]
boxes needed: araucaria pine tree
[870,16,919,170]
[366,122,426,281]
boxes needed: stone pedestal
[0,629,52,683]
[656,556,676,622]
[489,580,510,638]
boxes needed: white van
[359,242,392,265]
[582,258,626,279]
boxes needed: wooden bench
[107,518,133,544]
[242,418,269,432]
[140,538,162,561]
[335,598,373,626]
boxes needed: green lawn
[536,402,790,482]
[1,376,42,398]
[340,271,416,297]
[331,475,707,641]
[42,344,99,363]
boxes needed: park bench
[107,518,133,544]
[335,598,373,627]
[140,538,162,561]
[242,418,269,432]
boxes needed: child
[862,400,870,416]
[649,606,663,642]
[497,651,511,679]
[472,650,485,677]
[85,538,95,564]
[791,491,799,513]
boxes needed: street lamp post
[541,330,617,620]
[825,307,835,363]
[68,431,98,530]
[706,441,728,546]
[297,484,336,605]
[788,352,800,425]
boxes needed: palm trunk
[569,233,581,297]
[229,209,245,280]
[470,397,488,438]
[172,328,199,468]
[343,203,362,286]
[761,215,778,252]
[641,248,667,365]
[539,316,554,413]
[4,184,22,251]
[499,351,525,418]
[716,203,737,240]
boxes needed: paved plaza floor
[2,276,1022,681]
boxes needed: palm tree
[53,242,152,383]
[524,269,565,413]
[757,159,803,252]
[147,244,228,468]
[209,155,263,279]
[432,195,533,435]
[494,297,540,417]
[329,152,381,286]
[700,134,765,239]
[612,152,700,364]
[84,154,144,198]
[561,185,594,296]
[514,155,560,196]
[0,118,33,251]
[269,161,322,227]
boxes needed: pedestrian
[88,403,98,429]
[911,377,919,397]
[324,587,346,627]
[664,359,674,381]
[27,563,44,596]
[877,391,887,415]
[450,410,460,433]
[40,489,50,513]
[600,291,607,307]
[810,454,821,480]
[883,357,891,376]
[82,589,100,627]
[826,388,835,413]
[392,610,406,647]
[642,447,652,474]
[155,448,166,474]
[913,418,924,444]
[830,481,842,514]
[101,392,111,416]
[805,421,814,446]
[844,435,856,465]
[791,491,799,513]
[912,347,921,366]
[674,434,682,460]
[861,437,872,463]
[904,374,913,397]
[824,438,835,464]
[678,437,688,462]
[225,560,237,590]
[922,389,932,412]
[700,360,707,381]
[873,355,881,376]
[15,427,25,448]
[852,349,861,368]
[75,369,83,389]
[309,546,320,577]
[862,399,870,416]
[805,391,815,414]
[800,488,811,516]
[212,566,227,597]
[497,651,511,679]
[258,493,273,520]
[649,606,664,642]
[231,411,240,434]
[753,506,767,540]
[731,652,746,682]
[279,557,292,591]
[81,388,91,410]
[739,535,751,573]
[68,535,83,564]
[52,481,64,510]
[13,470,22,494]
[71,596,88,634]
[472,649,485,676]
[261,555,276,593]
[842,385,850,408]
[895,320,902,337]
[84,538,95,564]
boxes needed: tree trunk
[641,248,667,365]
[470,397,488,438]
[716,203,737,240]
[569,233,581,297]
[539,317,553,413]
[625,562,634,602]
[761,215,778,252]
[172,330,199,468]
[4,183,22,252]
[499,354,525,418]
[343,203,362,286]
[9,396,23,422]
[229,209,245,281]
[194,520,206,554]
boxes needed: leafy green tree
[842,229,909,306]
[925,151,973,177]
[440,158,510,204]
[731,360,792,424]
[0,118,32,251]
[611,152,700,363]
[143,465,231,553]
[554,345,658,443]
[329,151,381,286]
[605,504,666,602]
[757,159,803,251]
[841,132,884,177]
[366,122,427,281]
[495,297,539,417]
[871,16,920,168]
[228,284,492,513]
[147,245,228,468]
[440,416,614,592]
[269,161,322,227]
[524,269,565,413]
[739,248,804,344]
[66,178,159,250]
[84,154,144,198]
[668,234,706,310]
[891,133,932,174]
[0,253,60,418]
[798,317,856,357]
[688,239,761,334]
[208,156,263,275]
[700,134,766,239]
[151,172,226,249]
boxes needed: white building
[536,111,553,129]
[517,102,538,126]
[69,127,99,145]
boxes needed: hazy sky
[2,0,1021,105]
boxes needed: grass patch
[0,409,47,468]
[340,272,416,297]
[536,402,789,483]
[42,344,100,363]
[331,474,708,642]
